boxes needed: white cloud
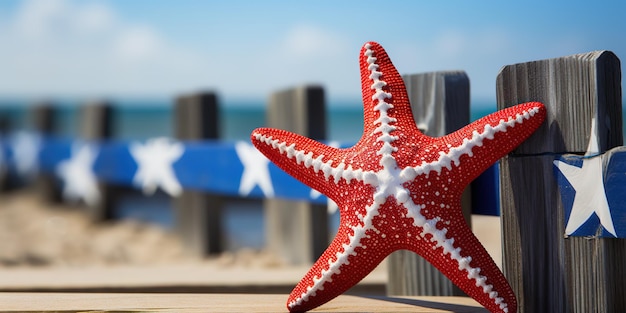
[434,30,468,58]
[112,26,164,62]
[11,0,115,42]
[72,2,116,34]
[11,0,69,39]
[379,29,522,103]
[260,24,358,99]
[3,2,575,104]
[0,0,206,99]
[280,24,349,59]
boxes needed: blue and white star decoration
[235,141,274,198]
[56,142,101,206]
[553,119,626,238]
[7,134,505,217]
[24,136,345,208]
[130,137,184,197]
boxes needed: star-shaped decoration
[235,141,274,197]
[553,118,616,237]
[130,137,184,197]
[10,131,41,179]
[251,42,545,313]
[56,143,100,206]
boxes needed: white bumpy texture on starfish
[254,43,540,313]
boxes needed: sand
[0,188,501,270]
[0,189,290,269]
[0,189,384,293]
[0,189,193,268]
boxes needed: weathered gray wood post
[497,51,625,312]
[174,92,223,256]
[265,85,328,265]
[32,103,64,202]
[80,101,114,220]
[386,71,472,296]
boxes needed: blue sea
[1,99,625,251]
[0,99,502,141]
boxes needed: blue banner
[1,134,501,215]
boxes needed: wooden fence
[497,51,625,312]
[0,50,624,313]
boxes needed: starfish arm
[286,211,391,312]
[404,204,516,313]
[251,128,350,198]
[358,42,422,141]
[438,102,546,186]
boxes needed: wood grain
[0,293,488,312]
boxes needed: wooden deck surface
[0,264,386,294]
[0,293,488,312]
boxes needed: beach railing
[0,50,624,313]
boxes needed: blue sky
[0,0,624,107]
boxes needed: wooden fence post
[386,71,472,296]
[264,85,328,265]
[33,103,63,202]
[79,101,114,220]
[497,51,625,312]
[0,112,9,191]
[174,92,223,256]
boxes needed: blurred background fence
[0,83,504,255]
[1,50,625,313]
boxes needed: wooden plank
[386,71,471,296]
[496,50,624,312]
[0,264,385,294]
[264,85,328,265]
[0,293,488,312]
[174,92,223,256]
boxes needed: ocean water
[2,100,625,251]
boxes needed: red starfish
[251,42,545,313]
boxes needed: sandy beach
[0,187,501,293]
[0,188,387,295]
[0,188,299,270]
[0,189,193,268]
[0,188,502,268]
